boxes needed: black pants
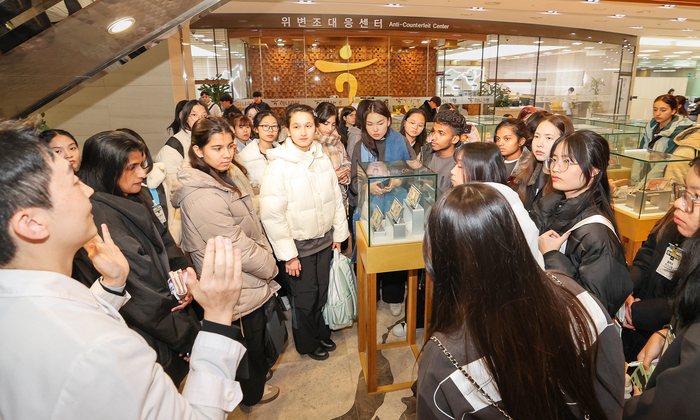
[286,246,332,355]
[377,271,407,304]
[237,304,268,406]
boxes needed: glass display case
[358,160,437,246]
[609,149,693,219]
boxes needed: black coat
[535,193,633,317]
[624,322,700,419]
[629,222,684,332]
[72,189,199,384]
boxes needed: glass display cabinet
[610,149,693,219]
[358,160,437,246]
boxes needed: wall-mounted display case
[358,160,437,246]
[610,149,693,219]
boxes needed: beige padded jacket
[171,162,279,320]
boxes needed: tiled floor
[227,300,424,420]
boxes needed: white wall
[43,42,175,154]
[629,76,688,120]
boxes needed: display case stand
[614,207,663,264]
[355,222,432,394]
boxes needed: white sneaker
[392,322,407,338]
[389,303,402,316]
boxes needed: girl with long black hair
[417,183,624,420]
[536,130,633,317]
[399,108,428,158]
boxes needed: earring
[197,155,204,159]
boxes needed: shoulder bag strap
[559,215,620,252]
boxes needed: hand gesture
[84,224,129,288]
[538,230,570,254]
[286,257,302,277]
[637,328,668,371]
[187,236,242,325]
[335,166,350,185]
[171,267,196,312]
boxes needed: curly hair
[433,110,466,137]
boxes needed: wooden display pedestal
[355,222,432,394]
[613,206,662,264]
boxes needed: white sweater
[259,139,349,261]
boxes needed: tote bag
[323,249,358,330]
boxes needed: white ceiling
[214,0,700,61]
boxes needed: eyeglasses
[259,124,279,132]
[674,184,700,213]
[407,120,425,129]
[545,157,579,172]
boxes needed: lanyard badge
[656,244,683,280]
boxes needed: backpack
[323,248,358,330]
[165,136,184,157]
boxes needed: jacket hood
[674,125,700,149]
[90,191,164,252]
[267,138,323,166]
[171,163,245,208]
[649,114,694,138]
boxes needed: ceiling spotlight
[631,26,644,29]
[277,43,284,46]
[661,4,675,8]
[572,42,583,45]
[544,10,559,14]
[387,3,401,6]
[421,40,430,43]
[611,14,625,18]
[673,51,692,53]
[299,0,313,3]
[571,32,576,35]
[192,34,205,38]
[202,38,213,42]
[107,17,135,34]
[584,46,595,49]
[675,17,688,21]
[469,7,485,10]
[585,0,600,3]
[682,29,694,31]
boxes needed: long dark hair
[512,114,572,202]
[354,99,373,134]
[672,225,700,329]
[494,118,530,149]
[360,100,392,158]
[39,128,78,147]
[315,102,346,144]
[453,142,507,184]
[189,116,246,195]
[549,130,623,246]
[79,131,146,196]
[181,100,208,132]
[425,184,609,420]
[339,106,356,130]
[116,128,153,174]
[676,95,689,117]
[168,100,187,135]
[399,108,428,155]
[525,110,552,150]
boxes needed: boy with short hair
[421,110,464,198]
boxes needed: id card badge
[656,244,683,280]
[153,204,167,224]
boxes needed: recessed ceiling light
[387,3,401,6]
[631,26,644,29]
[192,34,205,38]
[299,0,313,3]
[571,32,576,35]
[471,43,481,46]
[661,4,675,8]
[421,40,430,43]
[277,43,284,46]
[469,6,485,10]
[611,14,625,18]
[107,17,135,34]
[202,38,213,42]
[675,17,688,21]
[682,29,694,32]
[533,40,544,43]
[544,10,559,14]
[638,54,651,56]
[640,49,659,52]
[584,46,595,49]
[674,51,693,54]
[585,0,599,3]
[572,42,583,45]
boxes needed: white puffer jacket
[238,139,270,188]
[260,138,350,261]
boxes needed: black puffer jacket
[629,221,684,332]
[535,192,633,317]
[72,189,199,385]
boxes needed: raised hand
[84,224,129,288]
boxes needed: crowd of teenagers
[2,90,700,419]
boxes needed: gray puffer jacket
[171,163,279,320]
